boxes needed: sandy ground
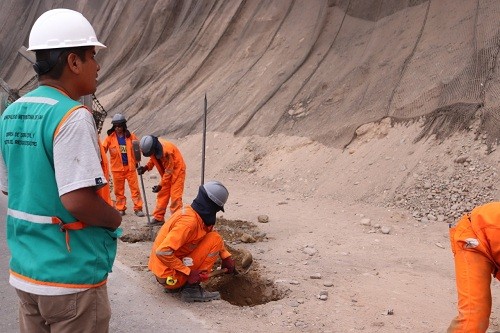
[107,118,499,333]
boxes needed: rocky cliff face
[1,0,499,148]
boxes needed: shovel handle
[200,268,228,281]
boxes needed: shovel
[203,251,254,280]
[132,140,151,224]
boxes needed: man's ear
[66,53,82,74]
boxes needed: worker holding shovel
[137,135,186,226]
[148,181,236,302]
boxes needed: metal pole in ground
[132,140,151,224]
[201,93,207,185]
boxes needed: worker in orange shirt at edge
[448,201,500,332]
[102,113,145,217]
[97,137,113,206]
[137,135,186,226]
[148,181,235,302]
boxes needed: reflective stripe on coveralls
[448,202,500,333]
[148,205,231,289]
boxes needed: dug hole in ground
[107,118,500,333]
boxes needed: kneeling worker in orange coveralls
[448,201,500,332]
[148,181,235,302]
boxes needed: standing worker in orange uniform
[448,201,500,332]
[137,135,186,226]
[102,114,145,217]
[148,181,235,302]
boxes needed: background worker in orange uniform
[102,114,145,217]
[97,137,113,206]
[448,201,500,333]
[148,181,235,302]
[137,135,186,226]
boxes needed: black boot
[181,284,220,303]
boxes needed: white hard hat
[27,8,106,51]
[203,181,229,211]
[111,113,126,124]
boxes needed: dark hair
[34,46,91,79]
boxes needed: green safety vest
[0,86,118,293]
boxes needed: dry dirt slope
[1,0,500,148]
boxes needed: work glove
[221,257,235,274]
[137,166,147,175]
[187,269,209,284]
[152,185,162,193]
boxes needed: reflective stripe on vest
[8,208,85,252]
[16,96,58,105]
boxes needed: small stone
[310,273,322,279]
[257,215,269,223]
[380,226,391,234]
[302,246,317,256]
[360,218,371,226]
[240,233,256,243]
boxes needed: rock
[310,273,322,279]
[257,215,269,223]
[454,155,469,164]
[380,226,391,234]
[302,246,317,256]
[360,218,371,226]
[318,290,329,300]
[240,233,256,243]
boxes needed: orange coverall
[102,132,143,212]
[448,201,500,333]
[143,139,186,221]
[97,138,113,206]
[148,205,231,290]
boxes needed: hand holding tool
[221,257,235,274]
[137,166,147,175]
[187,269,206,284]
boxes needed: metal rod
[138,163,151,225]
[132,140,151,224]
[201,93,207,186]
